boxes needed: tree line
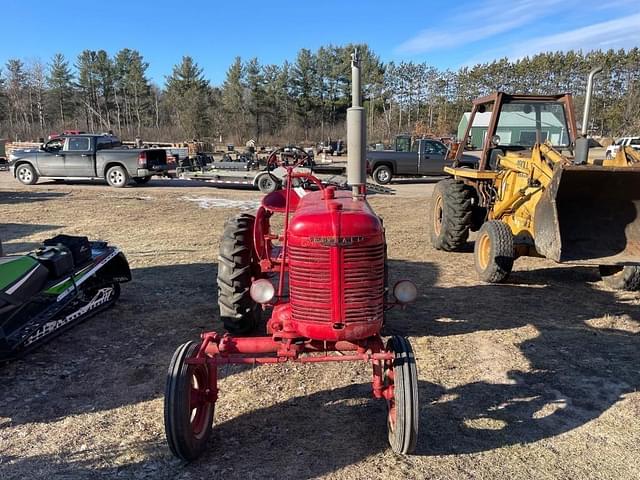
[1,45,639,144]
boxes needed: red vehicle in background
[48,130,87,140]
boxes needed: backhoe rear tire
[430,179,474,251]
[217,213,260,334]
[598,265,640,291]
[474,220,514,283]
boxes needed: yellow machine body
[448,142,640,265]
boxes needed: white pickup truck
[606,136,640,159]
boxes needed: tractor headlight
[393,280,417,304]
[250,279,275,304]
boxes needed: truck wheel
[373,165,392,185]
[257,174,279,194]
[133,176,152,185]
[474,220,514,283]
[106,165,129,188]
[15,164,38,185]
[598,265,640,291]
[430,179,474,251]
[217,213,260,334]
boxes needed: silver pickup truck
[9,134,168,187]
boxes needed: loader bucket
[534,165,640,265]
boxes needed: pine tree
[291,48,317,140]
[221,56,246,142]
[47,53,75,128]
[245,57,264,142]
[165,56,210,138]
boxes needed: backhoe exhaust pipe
[347,49,366,198]
[574,66,603,164]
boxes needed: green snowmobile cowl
[0,256,42,291]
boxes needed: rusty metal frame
[454,92,577,172]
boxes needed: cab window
[66,137,90,151]
[45,138,64,151]
[97,137,113,150]
[396,136,411,152]
[424,140,447,155]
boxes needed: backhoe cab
[431,83,640,290]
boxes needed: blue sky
[2,0,639,86]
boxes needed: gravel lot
[0,172,638,480]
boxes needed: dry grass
[0,174,638,480]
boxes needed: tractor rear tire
[430,179,474,251]
[217,213,260,334]
[385,335,419,455]
[474,220,514,283]
[598,265,640,291]
[165,341,214,461]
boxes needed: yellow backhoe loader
[431,68,640,290]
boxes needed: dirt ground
[0,172,638,480]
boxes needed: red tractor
[164,51,420,460]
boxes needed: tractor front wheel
[217,213,260,334]
[165,341,215,461]
[385,335,419,455]
[430,179,474,251]
[598,265,640,291]
[474,220,514,283]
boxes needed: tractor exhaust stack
[574,66,603,164]
[581,66,603,136]
[347,49,366,198]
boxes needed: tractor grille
[288,243,385,325]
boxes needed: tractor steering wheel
[266,146,313,170]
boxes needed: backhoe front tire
[430,179,474,251]
[217,213,260,334]
[474,220,514,283]
[598,265,640,291]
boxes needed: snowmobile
[0,234,131,362]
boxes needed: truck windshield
[495,102,570,148]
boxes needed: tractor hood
[288,189,384,244]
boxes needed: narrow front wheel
[385,335,419,455]
[165,341,215,461]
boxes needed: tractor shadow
[1,255,638,476]
[386,259,639,456]
[0,222,64,253]
[0,190,68,204]
[0,381,427,480]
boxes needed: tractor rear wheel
[474,220,514,283]
[598,265,640,291]
[165,341,214,461]
[217,213,260,334]
[430,179,474,251]
[385,335,419,455]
